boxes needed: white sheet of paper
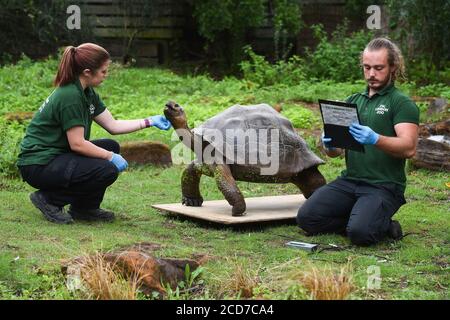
[321,103,359,126]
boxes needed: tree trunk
[411,138,450,171]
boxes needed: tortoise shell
[193,104,324,175]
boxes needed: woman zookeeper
[17,43,171,224]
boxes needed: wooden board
[152,194,306,225]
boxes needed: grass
[0,161,448,300]
[65,251,143,300]
[0,58,449,300]
[297,263,355,300]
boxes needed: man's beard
[367,73,392,91]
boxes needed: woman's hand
[147,115,171,130]
[110,153,128,172]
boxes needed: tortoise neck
[173,123,197,152]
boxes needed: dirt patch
[120,141,172,166]
[3,111,34,123]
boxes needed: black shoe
[68,206,115,222]
[388,220,403,240]
[29,191,73,224]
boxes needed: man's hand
[110,153,128,172]
[349,123,379,145]
[321,132,335,151]
[321,131,343,157]
[148,115,171,130]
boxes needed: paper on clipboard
[318,99,365,152]
[320,103,359,126]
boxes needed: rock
[418,120,450,137]
[411,137,450,171]
[427,98,448,115]
[4,111,34,123]
[103,251,199,295]
[120,141,172,166]
[62,242,202,296]
[426,135,450,145]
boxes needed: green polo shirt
[341,83,419,192]
[17,79,106,166]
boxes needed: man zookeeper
[297,38,420,246]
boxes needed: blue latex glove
[149,115,171,131]
[321,132,335,150]
[349,123,379,145]
[110,153,128,172]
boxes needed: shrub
[282,105,319,129]
[240,46,306,87]
[0,0,93,64]
[415,83,450,99]
[388,0,450,84]
[191,0,302,73]
[304,22,374,82]
[406,59,450,85]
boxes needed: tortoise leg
[291,166,326,199]
[181,161,204,206]
[213,164,246,216]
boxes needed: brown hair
[361,37,406,82]
[54,43,110,87]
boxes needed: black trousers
[297,177,406,246]
[19,139,120,210]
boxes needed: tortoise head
[164,101,187,129]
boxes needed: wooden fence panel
[78,0,364,66]
[79,0,186,65]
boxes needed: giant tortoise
[164,101,326,216]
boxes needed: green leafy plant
[240,46,306,87]
[185,264,205,288]
[388,0,450,84]
[192,0,302,73]
[304,22,373,82]
[415,83,450,99]
[0,118,27,178]
[272,0,303,61]
[163,265,205,300]
[192,0,266,72]
[282,105,319,129]
[0,0,93,64]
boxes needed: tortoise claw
[182,196,203,207]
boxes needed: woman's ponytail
[53,43,110,87]
[54,46,77,87]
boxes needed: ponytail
[54,46,77,87]
[53,43,110,87]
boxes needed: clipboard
[318,99,365,153]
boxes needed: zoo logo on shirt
[375,104,389,115]
[38,90,56,112]
[39,97,50,112]
[89,104,95,115]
